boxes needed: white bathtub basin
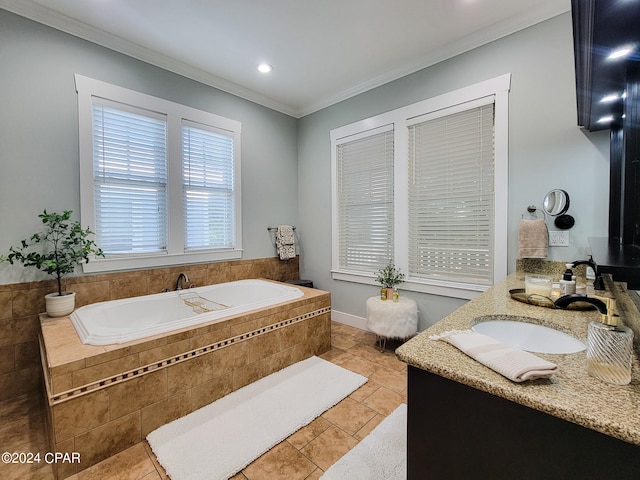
[70,279,304,345]
[471,317,585,354]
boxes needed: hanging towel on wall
[275,225,296,260]
[518,218,548,259]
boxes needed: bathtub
[70,279,304,345]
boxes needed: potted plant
[3,210,103,317]
[375,263,405,301]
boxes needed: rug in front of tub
[320,403,407,480]
[146,356,367,480]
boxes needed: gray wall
[0,10,298,284]
[1,10,611,331]
[297,13,611,329]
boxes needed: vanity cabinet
[407,366,640,480]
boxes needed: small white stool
[366,296,418,351]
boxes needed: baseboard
[331,310,368,332]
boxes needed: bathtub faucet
[176,273,190,290]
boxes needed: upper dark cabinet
[572,0,640,131]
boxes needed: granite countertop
[396,274,640,447]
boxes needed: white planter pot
[45,292,76,317]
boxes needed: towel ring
[524,205,547,221]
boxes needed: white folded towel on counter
[429,329,558,382]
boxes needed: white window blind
[182,122,235,250]
[92,103,168,255]
[408,102,495,285]
[336,128,394,272]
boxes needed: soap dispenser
[586,298,634,385]
[560,264,576,294]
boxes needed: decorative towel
[429,329,558,382]
[275,225,296,260]
[518,218,548,258]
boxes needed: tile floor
[1,322,407,480]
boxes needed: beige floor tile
[142,441,168,480]
[243,441,316,480]
[362,385,406,415]
[77,443,156,480]
[354,413,385,440]
[368,365,407,393]
[321,397,377,435]
[300,425,359,471]
[329,334,358,351]
[304,467,323,480]
[348,380,380,402]
[331,354,380,377]
[288,416,332,450]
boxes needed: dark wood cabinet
[572,0,640,286]
[407,365,640,480]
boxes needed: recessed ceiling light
[608,46,634,60]
[257,63,273,73]
[597,115,615,123]
[600,93,620,103]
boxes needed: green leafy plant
[375,263,405,288]
[3,210,104,296]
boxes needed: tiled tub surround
[396,273,640,447]
[40,288,328,478]
[0,256,300,402]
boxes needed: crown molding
[0,0,298,116]
[2,0,570,118]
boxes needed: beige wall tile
[12,287,47,317]
[0,345,14,374]
[279,322,306,350]
[0,291,12,320]
[138,338,191,365]
[51,372,73,394]
[108,370,167,420]
[0,366,41,401]
[248,330,281,364]
[14,340,39,369]
[140,391,192,438]
[53,389,110,442]
[74,411,141,469]
[232,359,266,391]
[190,372,234,411]
[110,276,150,300]
[72,281,111,309]
[210,340,250,375]
[54,437,77,479]
[166,353,214,396]
[72,354,141,388]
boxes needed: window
[335,126,394,273]
[76,75,242,272]
[331,75,510,298]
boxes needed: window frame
[76,74,242,273]
[330,74,510,299]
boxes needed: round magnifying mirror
[543,189,570,216]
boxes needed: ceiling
[1,0,570,117]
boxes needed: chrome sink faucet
[176,273,190,290]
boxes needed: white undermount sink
[471,316,586,354]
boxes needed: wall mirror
[543,189,570,216]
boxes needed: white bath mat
[147,356,367,480]
[320,403,407,480]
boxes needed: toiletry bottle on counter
[586,299,634,385]
[560,264,576,295]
